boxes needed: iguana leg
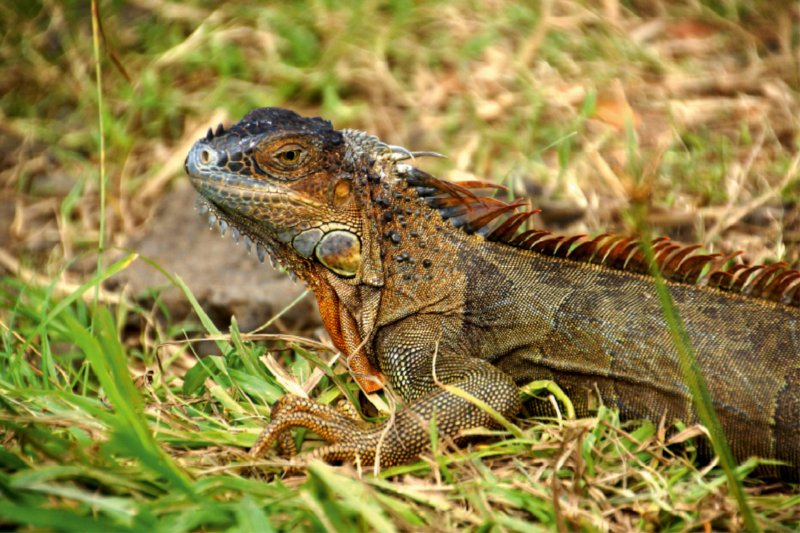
[249,359,520,466]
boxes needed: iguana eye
[280,150,299,162]
[274,144,306,166]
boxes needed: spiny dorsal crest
[389,161,800,308]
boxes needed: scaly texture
[185,108,800,480]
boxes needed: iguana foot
[251,394,382,464]
[269,396,363,458]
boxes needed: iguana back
[436,234,799,479]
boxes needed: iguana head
[185,107,384,284]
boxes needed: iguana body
[185,108,800,480]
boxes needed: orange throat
[313,276,385,394]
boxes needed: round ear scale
[316,230,362,277]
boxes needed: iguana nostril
[200,150,211,164]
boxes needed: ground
[0,1,798,531]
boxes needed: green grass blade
[14,254,138,364]
[61,306,195,497]
[172,274,232,357]
[0,501,131,532]
[308,463,399,533]
[233,495,277,533]
[90,0,107,310]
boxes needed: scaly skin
[185,108,800,480]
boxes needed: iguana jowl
[185,108,800,480]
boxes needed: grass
[1,0,799,531]
[4,276,798,532]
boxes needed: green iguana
[185,108,800,480]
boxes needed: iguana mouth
[189,190,294,273]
